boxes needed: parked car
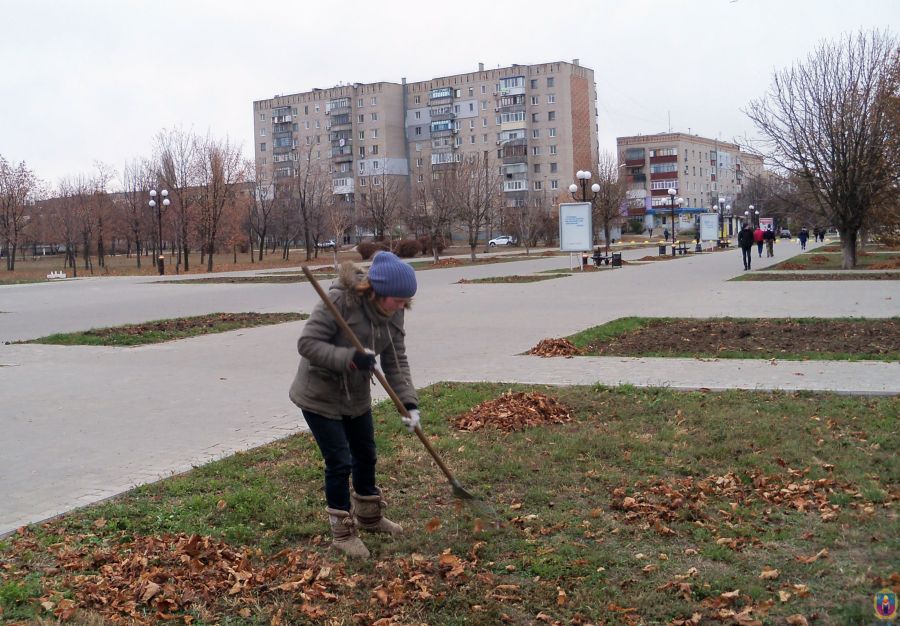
[316,239,336,249]
[488,235,517,247]
[779,229,792,239]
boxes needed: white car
[316,240,336,249]
[488,235,516,247]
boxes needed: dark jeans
[741,247,752,269]
[302,409,379,511]
[756,242,763,256]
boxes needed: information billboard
[559,202,593,252]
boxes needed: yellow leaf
[510,502,522,510]
[779,590,792,602]
[760,568,780,580]
[217,499,227,510]
[721,589,741,600]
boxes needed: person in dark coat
[798,227,809,250]
[763,226,776,257]
[290,252,419,558]
[737,223,755,270]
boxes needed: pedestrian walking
[289,251,420,559]
[763,226,775,257]
[798,227,809,250]
[738,223,754,270]
[753,225,764,257]
[663,228,669,242]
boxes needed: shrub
[392,239,422,258]
[418,235,446,255]
[357,241,389,261]
[628,218,645,234]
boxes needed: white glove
[401,409,420,433]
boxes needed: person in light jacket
[290,252,420,558]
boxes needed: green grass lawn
[156,274,336,284]
[1,383,896,624]
[732,272,900,281]
[770,251,900,271]
[18,312,307,347]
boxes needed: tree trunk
[469,242,477,262]
[840,230,857,269]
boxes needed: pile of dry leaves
[452,391,572,432]
[430,258,463,268]
[527,338,582,357]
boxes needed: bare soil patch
[579,318,900,360]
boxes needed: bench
[591,251,622,268]
[47,270,67,280]
[672,242,689,256]
[716,239,731,249]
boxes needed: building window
[531,96,539,105]
[532,146,541,156]
[360,177,367,186]
[454,104,460,113]
[357,114,364,123]
[315,120,320,129]
[359,131,365,140]
[416,158,422,167]
[469,102,474,112]
[468,87,474,96]
[549,128,557,138]
[533,164,541,173]
[304,121,310,129]
[371,97,377,105]
[548,111,556,121]
[550,162,558,173]
[483,134,488,143]
[482,118,487,127]
[470,135,476,144]
[469,120,475,129]
[481,100,487,110]
[415,127,422,136]
[414,95,420,104]
[547,95,555,104]
[549,145,557,155]
[371,144,379,154]
[417,174,424,183]
[305,136,311,145]
[415,111,421,119]
[259,113,265,121]
[550,180,558,189]
[304,105,309,115]
[547,77,554,88]
[532,129,540,139]
[315,104,320,113]
[481,85,486,93]
[259,128,266,136]
[359,146,365,158]
[372,129,378,138]
[534,181,542,190]
[371,112,378,121]
[259,142,266,152]
[532,113,539,122]
[358,98,364,107]
[415,142,422,151]
[373,160,380,170]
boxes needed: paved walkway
[1,241,898,535]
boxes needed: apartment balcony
[651,188,679,197]
[428,87,454,104]
[328,105,351,116]
[430,128,456,139]
[332,178,355,195]
[625,158,645,167]
[497,86,525,97]
[629,172,646,183]
[502,153,527,165]
[503,179,528,192]
[271,114,292,124]
[649,170,678,180]
[500,120,526,133]
[330,136,352,148]
[496,103,526,115]
[649,154,677,164]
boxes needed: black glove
[350,350,376,371]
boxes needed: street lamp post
[149,188,170,275]
[568,170,600,204]
[744,206,759,228]
[666,187,684,248]
[717,196,726,241]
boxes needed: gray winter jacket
[289,263,418,419]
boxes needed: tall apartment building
[252,60,598,226]
[616,133,764,230]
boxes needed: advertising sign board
[559,203,593,252]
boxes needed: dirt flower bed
[451,391,572,432]
[577,318,900,360]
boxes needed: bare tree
[593,151,628,254]
[0,156,39,271]
[322,196,352,267]
[54,179,81,277]
[156,127,199,271]
[248,161,276,262]
[410,167,459,263]
[746,29,899,268]
[121,158,156,268]
[289,145,331,260]
[195,133,245,272]
[90,163,115,269]
[359,165,407,242]
[454,152,502,261]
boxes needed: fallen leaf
[92,517,107,528]
[216,499,227,510]
[796,548,829,563]
[760,568,780,580]
[786,615,809,626]
[425,517,441,533]
[556,587,568,606]
[238,608,252,618]
[779,590,792,602]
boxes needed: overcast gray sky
[1,0,896,187]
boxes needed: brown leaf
[556,587,568,606]
[759,568,779,580]
[238,608,252,618]
[779,590,792,602]
[786,616,809,626]
[140,581,162,603]
[473,518,484,533]
[795,548,829,563]
[92,517,107,528]
[216,499,227,510]
[425,517,441,533]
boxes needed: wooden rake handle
[300,265,460,486]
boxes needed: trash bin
[658,244,667,256]
[611,252,622,268]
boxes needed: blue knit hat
[368,251,417,298]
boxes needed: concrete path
[1,241,898,535]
